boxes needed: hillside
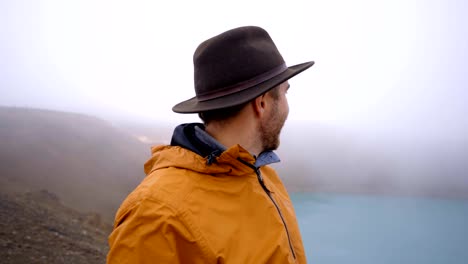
[0,106,149,221]
[0,190,111,264]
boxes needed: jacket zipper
[237,158,297,260]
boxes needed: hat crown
[193,26,285,99]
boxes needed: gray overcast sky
[1,0,467,141]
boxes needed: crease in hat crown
[172,26,314,113]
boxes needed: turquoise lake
[291,193,468,264]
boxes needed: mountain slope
[0,107,149,221]
[0,190,111,264]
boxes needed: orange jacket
[107,143,307,263]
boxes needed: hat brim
[172,61,315,113]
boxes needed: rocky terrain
[0,190,112,264]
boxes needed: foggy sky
[1,0,468,143]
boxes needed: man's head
[172,26,313,153]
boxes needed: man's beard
[259,102,288,152]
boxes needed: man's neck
[205,118,262,156]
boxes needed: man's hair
[198,85,281,125]
[198,102,248,125]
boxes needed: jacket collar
[170,123,280,168]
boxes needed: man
[107,26,314,263]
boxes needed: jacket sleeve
[107,198,212,264]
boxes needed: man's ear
[252,94,267,118]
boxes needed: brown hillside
[0,190,111,264]
[0,107,149,221]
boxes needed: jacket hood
[170,123,218,157]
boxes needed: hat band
[197,63,287,102]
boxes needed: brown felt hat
[172,26,314,113]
